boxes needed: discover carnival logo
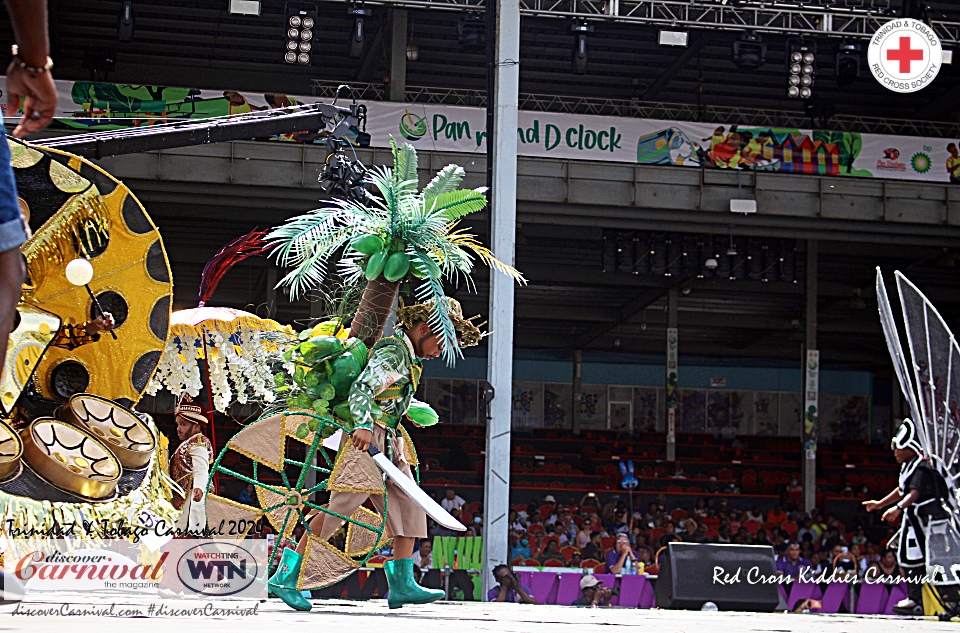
[868,17,942,93]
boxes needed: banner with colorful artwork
[8,77,959,184]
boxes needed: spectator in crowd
[571,575,613,607]
[412,539,433,582]
[716,525,731,544]
[606,533,641,574]
[542,495,558,519]
[551,523,569,546]
[582,532,603,562]
[694,498,708,518]
[776,541,811,577]
[576,518,594,549]
[487,564,537,604]
[570,551,583,568]
[746,506,764,523]
[797,516,817,543]
[510,534,531,561]
[807,551,826,575]
[670,466,687,479]
[827,544,858,579]
[866,548,900,580]
[767,505,788,524]
[441,488,466,513]
[679,518,703,543]
[851,527,868,547]
[601,495,619,526]
[239,482,255,505]
[539,540,565,565]
[607,510,629,535]
[509,510,525,532]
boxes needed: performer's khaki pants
[318,425,427,540]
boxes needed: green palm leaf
[428,189,488,222]
[423,164,465,206]
[391,137,419,187]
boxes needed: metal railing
[314,0,960,44]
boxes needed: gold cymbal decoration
[20,417,121,500]
[0,419,23,481]
[0,303,60,416]
[9,138,173,408]
[57,394,156,469]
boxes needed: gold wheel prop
[10,138,172,409]
[206,410,390,589]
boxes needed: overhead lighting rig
[786,38,816,99]
[571,21,594,75]
[348,5,368,59]
[284,2,318,65]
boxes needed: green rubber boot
[384,557,445,609]
[268,548,312,612]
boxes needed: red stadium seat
[544,559,565,567]
[560,546,579,563]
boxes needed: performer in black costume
[864,418,951,615]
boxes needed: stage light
[571,21,594,75]
[835,41,861,86]
[118,1,134,42]
[659,30,689,46]
[786,38,816,98]
[284,2,318,65]
[348,5,367,59]
[732,32,766,69]
[457,14,486,49]
[229,0,261,15]
[406,42,419,61]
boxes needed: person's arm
[347,343,404,450]
[863,487,902,512]
[514,582,537,605]
[186,443,209,533]
[609,548,629,574]
[882,489,920,523]
[5,0,56,137]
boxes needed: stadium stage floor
[1,595,956,631]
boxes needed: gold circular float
[0,419,23,481]
[20,418,121,500]
[57,394,155,469]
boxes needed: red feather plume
[198,228,271,307]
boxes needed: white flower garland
[146,327,279,413]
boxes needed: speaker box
[655,542,781,611]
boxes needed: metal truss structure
[313,80,960,137]
[317,0,960,44]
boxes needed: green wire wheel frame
[207,411,387,588]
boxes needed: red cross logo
[887,36,924,73]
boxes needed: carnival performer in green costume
[269,297,482,611]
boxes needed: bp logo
[868,17,942,93]
[399,109,427,142]
[911,152,931,174]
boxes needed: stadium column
[802,240,818,513]
[573,350,583,434]
[666,287,678,462]
[482,0,520,599]
[389,9,408,102]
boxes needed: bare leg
[392,536,414,560]
[295,512,325,556]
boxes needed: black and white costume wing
[877,268,960,511]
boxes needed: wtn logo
[185,559,248,580]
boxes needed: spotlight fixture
[118,1,134,42]
[786,39,816,99]
[284,2,318,65]
[457,13,486,49]
[835,41,861,87]
[658,30,689,47]
[704,258,719,270]
[571,21,594,75]
[406,17,419,61]
[347,5,367,59]
[732,32,766,70]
